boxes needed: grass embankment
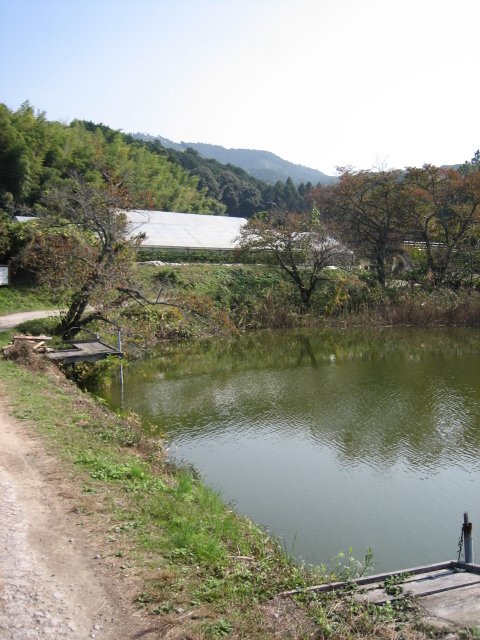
[0,334,459,640]
[0,284,55,315]
[4,263,480,346]
[134,263,480,335]
[0,334,316,639]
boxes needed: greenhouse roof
[126,210,247,251]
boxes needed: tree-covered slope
[179,142,337,186]
[0,103,222,216]
[131,133,337,187]
[135,139,314,218]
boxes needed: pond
[104,327,480,573]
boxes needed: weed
[151,601,175,615]
[205,618,234,637]
[81,486,96,494]
[332,547,375,581]
[383,572,412,596]
[459,628,480,640]
[75,452,146,482]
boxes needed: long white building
[126,210,247,252]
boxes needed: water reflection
[105,327,480,572]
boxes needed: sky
[1,0,479,175]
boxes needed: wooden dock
[283,560,480,628]
[47,338,123,364]
[357,561,480,627]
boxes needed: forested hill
[131,138,318,218]
[0,103,222,215]
[131,134,336,187]
[0,103,318,219]
[158,146,312,218]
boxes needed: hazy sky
[1,0,478,175]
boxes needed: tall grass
[331,288,480,327]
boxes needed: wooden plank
[73,343,98,354]
[48,350,81,360]
[281,561,480,598]
[281,560,480,627]
[280,561,458,597]
[47,337,122,363]
[422,582,480,627]
[13,335,52,342]
[1,344,15,355]
[459,561,480,574]
[358,570,480,604]
[360,569,450,593]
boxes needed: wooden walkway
[283,561,480,628]
[356,561,480,627]
[47,339,123,364]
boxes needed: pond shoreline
[1,328,473,637]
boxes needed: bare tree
[239,207,351,307]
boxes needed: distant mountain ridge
[130,133,337,186]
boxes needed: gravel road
[0,385,153,639]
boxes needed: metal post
[117,328,124,409]
[120,362,124,409]
[464,512,474,563]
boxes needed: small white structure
[126,210,247,252]
[0,265,10,286]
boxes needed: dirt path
[0,386,153,639]
[0,310,60,332]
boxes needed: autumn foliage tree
[402,164,480,285]
[312,167,406,287]
[25,169,146,338]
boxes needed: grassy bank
[131,263,480,338]
[0,284,55,315]
[4,264,480,350]
[0,333,318,638]
[0,333,462,639]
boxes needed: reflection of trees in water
[137,327,480,377]
[308,354,480,471]
[117,328,480,469]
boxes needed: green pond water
[104,327,480,573]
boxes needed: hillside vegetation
[0,102,222,216]
[0,102,316,221]
[132,134,321,217]
[132,132,337,186]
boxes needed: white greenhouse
[126,210,247,252]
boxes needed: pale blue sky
[1,0,478,174]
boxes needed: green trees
[0,213,35,264]
[172,146,310,217]
[0,104,222,217]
